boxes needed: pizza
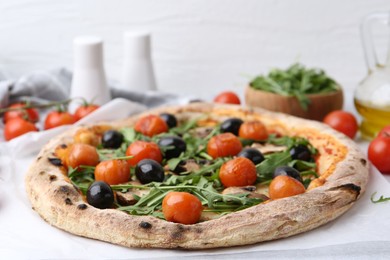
[25,103,369,249]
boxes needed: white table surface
[0,96,390,259]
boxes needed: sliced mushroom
[251,143,287,154]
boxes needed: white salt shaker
[70,36,111,111]
[120,31,157,91]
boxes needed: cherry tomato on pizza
[238,121,268,141]
[162,191,203,224]
[66,143,100,169]
[207,132,242,159]
[219,157,257,187]
[323,110,358,139]
[213,91,241,105]
[4,117,38,141]
[74,104,100,121]
[3,103,40,123]
[268,175,305,200]
[94,159,130,185]
[44,111,76,130]
[125,140,162,166]
[368,135,390,174]
[134,114,168,137]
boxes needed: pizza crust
[25,103,369,249]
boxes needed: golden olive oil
[354,99,390,139]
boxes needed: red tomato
[378,125,390,138]
[94,159,130,185]
[74,104,100,121]
[66,143,100,169]
[125,141,162,166]
[207,133,242,159]
[213,91,241,105]
[162,191,202,224]
[44,111,76,130]
[219,157,257,187]
[368,136,390,174]
[323,110,358,139]
[3,103,39,123]
[134,115,168,137]
[269,175,305,199]
[4,118,38,141]
[238,121,268,141]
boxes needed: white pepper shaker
[70,36,111,111]
[120,31,157,91]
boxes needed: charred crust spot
[60,186,70,193]
[77,204,87,210]
[171,225,187,240]
[65,198,72,205]
[60,144,67,149]
[195,228,203,234]
[48,157,63,167]
[139,221,152,229]
[360,158,367,166]
[37,156,42,161]
[49,175,57,181]
[39,171,45,175]
[330,183,361,199]
[349,166,355,170]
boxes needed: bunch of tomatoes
[2,101,100,141]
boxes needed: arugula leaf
[250,63,338,110]
[370,192,390,204]
[256,151,291,181]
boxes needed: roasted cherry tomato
[134,114,168,137]
[4,117,38,141]
[207,133,242,159]
[125,140,162,166]
[66,143,100,169]
[87,181,114,209]
[162,191,203,224]
[368,135,390,174]
[238,121,268,141]
[323,110,358,139]
[213,91,241,105]
[74,104,100,121]
[3,103,40,123]
[269,175,305,200]
[44,111,76,130]
[94,159,130,185]
[219,157,257,187]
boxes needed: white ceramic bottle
[70,36,111,111]
[120,31,157,91]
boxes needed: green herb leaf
[370,192,390,204]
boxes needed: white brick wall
[0,0,389,101]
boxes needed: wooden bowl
[245,86,343,121]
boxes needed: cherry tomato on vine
[3,103,39,123]
[66,143,100,169]
[44,111,76,130]
[134,115,168,137]
[74,104,100,121]
[238,121,268,141]
[162,191,203,224]
[268,175,305,200]
[207,132,242,159]
[368,135,390,174]
[323,110,358,139]
[94,159,130,185]
[213,91,241,105]
[219,157,257,187]
[125,140,162,166]
[4,117,38,141]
